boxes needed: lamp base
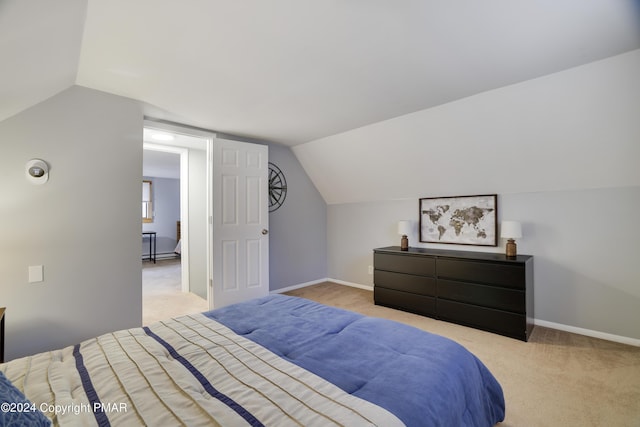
[400,235,408,251]
[505,239,517,258]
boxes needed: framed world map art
[419,194,497,246]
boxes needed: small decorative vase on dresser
[373,246,534,341]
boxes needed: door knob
[262,229,269,235]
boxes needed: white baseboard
[271,279,329,294]
[533,319,640,347]
[271,278,374,294]
[327,278,373,291]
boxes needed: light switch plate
[28,265,43,283]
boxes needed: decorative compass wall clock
[268,162,287,212]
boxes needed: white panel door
[212,138,269,308]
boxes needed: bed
[1,294,505,426]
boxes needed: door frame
[143,119,215,308]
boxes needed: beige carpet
[285,282,640,427]
[141,264,640,426]
[142,258,208,325]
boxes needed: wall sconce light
[398,220,411,251]
[501,221,522,258]
[25,159,49,185]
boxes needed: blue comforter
[205,294,505,427]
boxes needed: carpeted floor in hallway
[142,258,208,325]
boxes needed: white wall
[297,50,640,342]
[188,148,208,299]
[294,50,640,204]
[0,86,143,360]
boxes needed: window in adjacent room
[142,180,153,223]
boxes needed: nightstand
[0,307,5,363]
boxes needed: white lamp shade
[398,220,412,235]
[500,221,522,239]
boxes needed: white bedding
[1,313,404,427]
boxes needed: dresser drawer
[374,253,435,276]
[437,258,525,289]
[438,299,526,340]
[438,279,525,313]
[374,287,436,317]
[374,270,436,296]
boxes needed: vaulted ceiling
[2,0,639,146]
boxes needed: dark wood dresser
[373,246,534,341]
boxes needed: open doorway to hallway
[142,259,207,324]
[142,125,210,324]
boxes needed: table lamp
[398,220,411,251]
[500,221,522,258]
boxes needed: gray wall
[267,142,327,290]
[0,86,143,360]
[142,176,180,255]
[0,85,323,361]
[328,186,640,341]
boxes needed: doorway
[142,123,211,323]
[141,121,270,320]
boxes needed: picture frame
[419,194,497,246]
